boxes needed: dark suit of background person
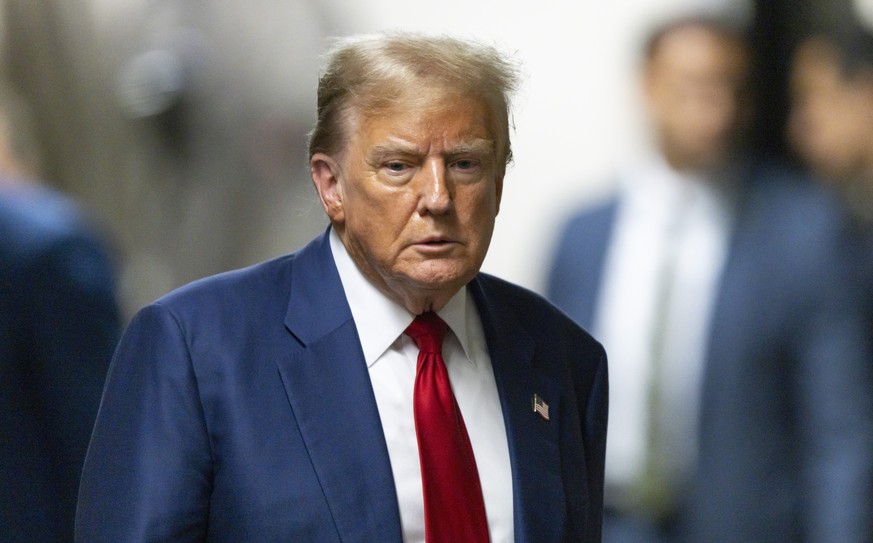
[546,16,873,543]
[0,86,121,542]
[77,33,608,542]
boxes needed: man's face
[311,90,503,312]
[788,39,873,183]
[644,26,749,172]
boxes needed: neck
[377,276,459,315]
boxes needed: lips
[411,236,458,252]
[417,235,453,245]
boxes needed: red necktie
[406,312,490,543]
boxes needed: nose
[416,157,453,215]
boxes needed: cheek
[849,102,873,138]
[459,185,500,230]
[344,179,409,222]
[345,192,418,252]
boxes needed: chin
[404,264,475,292]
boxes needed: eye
[450,158,482,176]
[379,160,415,183]
[452,158,480,172]
[386,161,408,172]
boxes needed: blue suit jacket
[0,185,120,542]
[546,164,873,542]
[77,229,608,542]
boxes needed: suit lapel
[277,231,402,543]
[469,277,567,542]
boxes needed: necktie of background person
[406,312,490,543]
[637,190,691,523]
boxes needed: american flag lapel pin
[532,393,550,421]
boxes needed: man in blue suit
[0,88,121,541]
[77,33,608,542]
[546,15,873,542]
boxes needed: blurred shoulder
[0,183,116,284]
[742,160,856,241]
[558,192,621,235]
[0,183,96,245]
[473,272,601,350]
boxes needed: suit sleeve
[76,303,213,543]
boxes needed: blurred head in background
[641,16,751,174]
[788,25,873,186]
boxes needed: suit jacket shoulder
[77,231,401,543]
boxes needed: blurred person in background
[547,13,873,543]
[0,83,121,541]
[787,6,873,426]
[788,13,873,228]
[76,32,608,542]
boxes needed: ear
[310,153,345,223]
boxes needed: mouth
[412,236,457,250]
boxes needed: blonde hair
[308,32,519,173]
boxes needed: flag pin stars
[532,393,550,421]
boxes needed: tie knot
[405,312,448,354]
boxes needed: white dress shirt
[593,155,735,498]
[329,230,514,542]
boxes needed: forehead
[351,90,495,150]
[651,26,748,77]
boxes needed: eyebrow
[448,140,495,157]
[368,138,495,163]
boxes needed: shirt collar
[329,228,476,367]
[621,153,738,221]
